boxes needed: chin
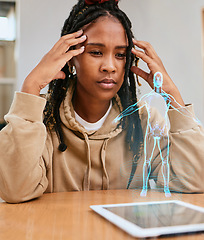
[97,93,116,102]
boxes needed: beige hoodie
[0,83,204,203]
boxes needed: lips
[97,78,116,89]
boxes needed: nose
[100,55,116,73]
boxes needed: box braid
[43,0,144,187]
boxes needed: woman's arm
[150,105,204,193]
[0,92,49,203]
[131,39,185,109]
[131,40,204,192]
[22,30,86,95]
[0,30,86,203]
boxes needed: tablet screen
[104,202,204,229]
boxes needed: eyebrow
[86,43,128,49]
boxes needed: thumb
[54,71,66,80]
[131,66,148,81]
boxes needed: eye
[116,53,126,59]
[89,51,102,56]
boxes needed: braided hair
[43,0,144,187]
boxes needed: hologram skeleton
[115,72,199,197]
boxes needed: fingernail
[77,29,83,33]
[80,46,85,51]
[81,35,86,40]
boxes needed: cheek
[119,60,126,72]
[73,58,85,77]
[119,65,125,78]
[73,54,93,74]
[117,65,126,87]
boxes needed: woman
[0,0,203,203]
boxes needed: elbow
[0,195,30,204]
[0,183,45,204]
[169,176,204,194]
[0,171,48,203]
[0,190,42,203]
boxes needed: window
[0,1,15,41]
[0,1,16,124]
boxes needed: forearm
[168,105,204,192]
[153,105,204,193]
[0,92,49,203]
[164,85,185,109]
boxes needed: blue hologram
[114,72,199,197]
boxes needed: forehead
[83,16,128,45]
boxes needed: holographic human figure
[115,72,199,197]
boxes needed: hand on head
[131,39,185,107]
[21,30,86,96]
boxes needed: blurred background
[0,0,204,129]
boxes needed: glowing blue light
[114,72,199,197]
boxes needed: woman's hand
[21,30,86,96]
[131,39,185,108]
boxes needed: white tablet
[90,200,204,238]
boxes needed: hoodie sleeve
[0,92,49,203]
[151,104,204,193]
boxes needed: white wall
[17,0,204,123]
[17,0,73,90]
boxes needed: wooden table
[0,189,204,240]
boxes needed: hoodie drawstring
[101,138,110,190]
[83,134,91,191]
[82,133,110,191]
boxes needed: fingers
[62,29,84,40]
[132,39,157,59]
[63,46,85,62]
[50,30,87,63]
[58,34,86,55]
[54,71,66,80]
[22,30,87,95]
[47,29,87,70]
[131,39,162,76]
[131,39,182,103]
[52,29,84,51]
[132,48,152,65]
[131,66,149,81]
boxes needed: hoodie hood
[60,80,123,139]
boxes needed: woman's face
[72,16,128,104]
